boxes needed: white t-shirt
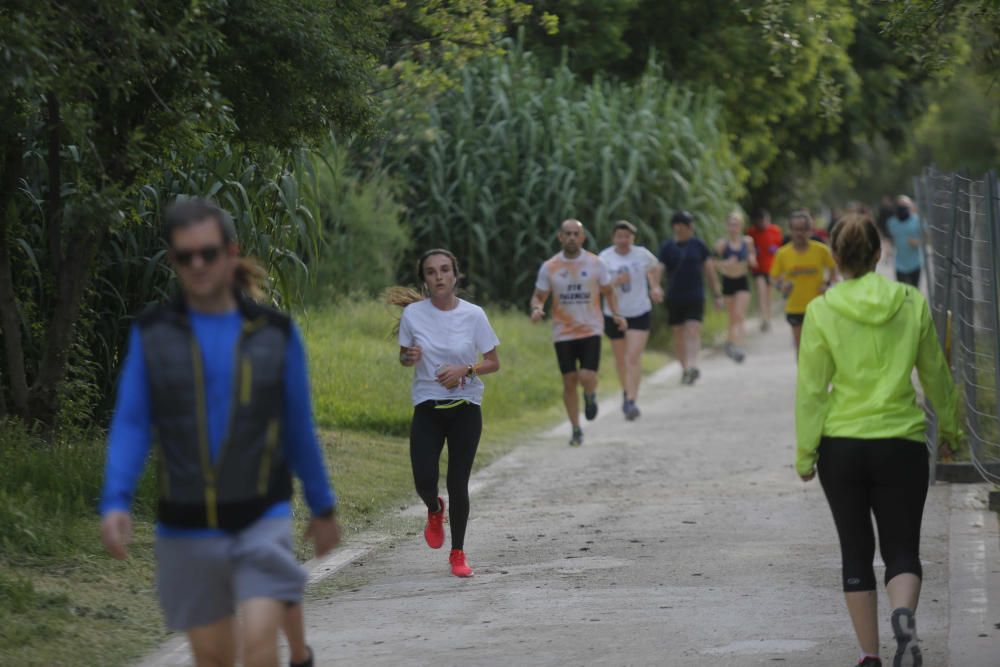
[398,299,500,406]
[534,251,611,342]
[598,245,659,317]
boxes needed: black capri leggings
[410,400,482,551]
[817,437,929,592]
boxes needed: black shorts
[604,312,652,340]
[722,276,751,296]
[554,335,601,375]
[752,272,771,285]
[786,312,805,327]
[666,300,704,326]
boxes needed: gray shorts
[154,518,305,631]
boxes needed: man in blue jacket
[100,198,338,667]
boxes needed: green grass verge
[1,296,725,666]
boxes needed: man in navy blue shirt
[658,210,723,385]
[100,198,336,667]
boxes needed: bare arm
[530,288,550,322]
[746,236,758,270]
[601,284,627,330]
[704,258,722,296]
[646,264,664,303]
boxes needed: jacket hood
[823,272,908,325]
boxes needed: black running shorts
[604,311,652,340]
[786,312,805,327]
[666,300,704,326]
[722,275,751,296]
[554,335,601,375]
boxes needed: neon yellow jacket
[796,272,961,476]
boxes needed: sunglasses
[172,245,224,266]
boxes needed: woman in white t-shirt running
[599,220,664,420]
[389,249,500,578]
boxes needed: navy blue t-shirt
[658,238,710,303]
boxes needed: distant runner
[532,219,626,446]
[770,210,836,353]
[599,220,663,420]
[658,210,723,385]
[748,208,783,331]
[714,210,757,363]
[886,195,923,288]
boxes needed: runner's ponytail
[830,212,880,278]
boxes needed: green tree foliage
[378,40,743,304]
[517,1,937,206]
[884,0,1000,75]
[0,0,383,425]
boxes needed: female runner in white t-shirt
[599,220,663,420]
[389,249,500,578]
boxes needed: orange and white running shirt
[535,251,611,342]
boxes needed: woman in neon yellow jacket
[796,213,960,667]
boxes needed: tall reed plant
[377,40,745,303]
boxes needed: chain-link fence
[914,167,1000,485]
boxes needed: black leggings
[817,437,929,592]
[410,401,482,550]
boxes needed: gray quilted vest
[137,295,293,531]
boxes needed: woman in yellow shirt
[796,213,960,667]
[770,210,837,352]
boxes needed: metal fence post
[985,171,1000,430]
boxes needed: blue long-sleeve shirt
[100,309,335,536]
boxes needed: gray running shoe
[733,347,746,363]
[689,367,701,384]
[680,369,692,385]
[761,320,771,333]
[891,608,922,667]
[625,400,640,421]
[569,426,583,447]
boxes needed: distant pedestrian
[714,210,757,362]
[531,219,626,446]
[658,210,723,385]
[748,208,783,332]
[886,195,923,288]
[599,220,663,420]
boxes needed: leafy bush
[307,141,409,303]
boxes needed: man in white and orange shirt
[531,219,625,447]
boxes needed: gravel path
[296,327,952,667]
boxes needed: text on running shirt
[398,299,500,406]
[535,251,611,342]
[599,245,659,318]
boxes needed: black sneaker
[569,426,583,447]
[291,646,314,667]
[891,608,922,667]
[688,368,701,384]
[625,400,640,421]
[680,369,692,385]
[583,392,598,420]
[858,658,882,667]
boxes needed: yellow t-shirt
[770,241,836,314]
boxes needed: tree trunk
[0,136,30,418]
[46,93,62,276]
[28,223,106,425]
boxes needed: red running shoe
[449,549,473,577]
[424,497,445,549]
